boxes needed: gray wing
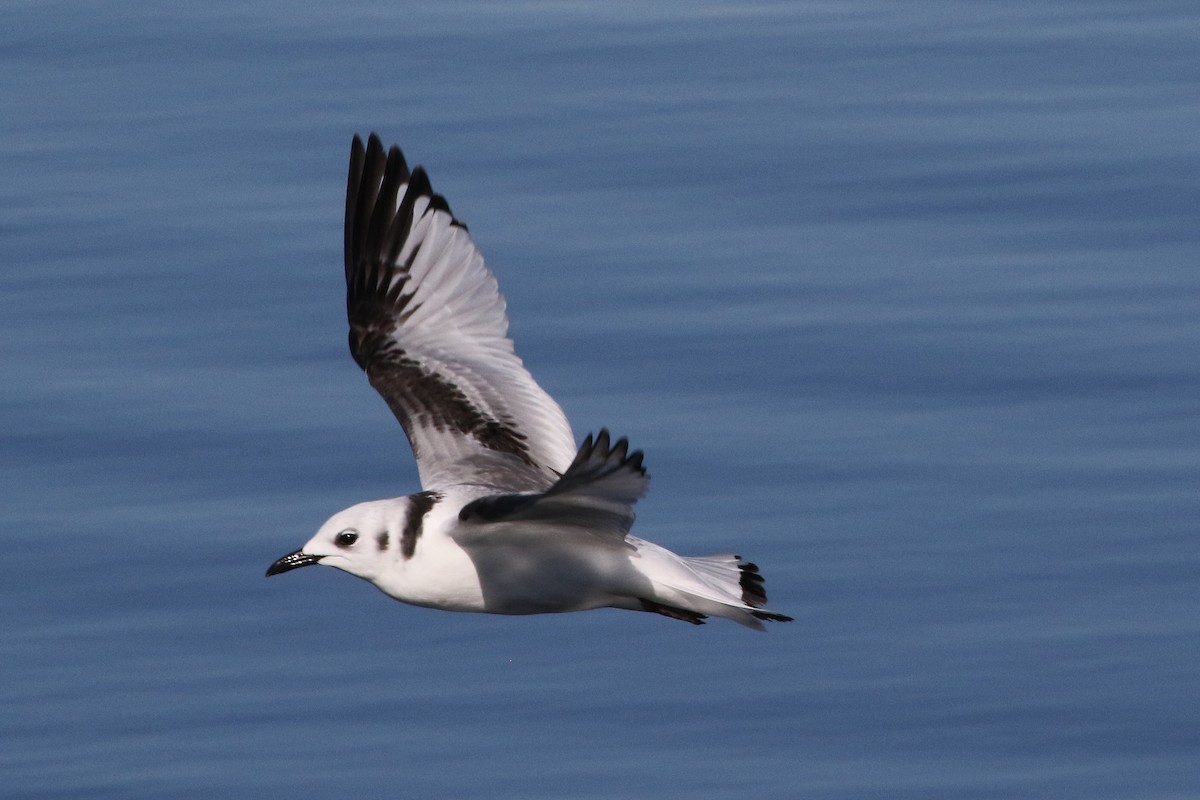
[454,430,650,547]
[345,134,576,492]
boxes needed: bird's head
[266,499,403,583]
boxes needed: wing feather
[454,430,650,547]
[345,134,576,491]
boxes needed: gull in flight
[267,134,792,629]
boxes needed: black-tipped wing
[345,134,576,492]
[454,430,650,546]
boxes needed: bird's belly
[373,534,642,616]
[461,540,639,616]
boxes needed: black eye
[335,530,358,548]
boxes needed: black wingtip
[408,165,433,197]
[574,429,647,478]
[427,191,454,216]
[364,132,385,163]
[386,143,410,177]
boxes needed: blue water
[3,2,1198,797]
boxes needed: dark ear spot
[376,532,389,551]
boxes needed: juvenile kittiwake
[266,134,793,630]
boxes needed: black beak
[265,550,323,577]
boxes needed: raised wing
[345,133,576,492]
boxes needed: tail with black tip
[737,560,794,624]
[629,538,793,631]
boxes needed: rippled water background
[3,2,1198,797]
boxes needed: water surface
[2,2,1198,798]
